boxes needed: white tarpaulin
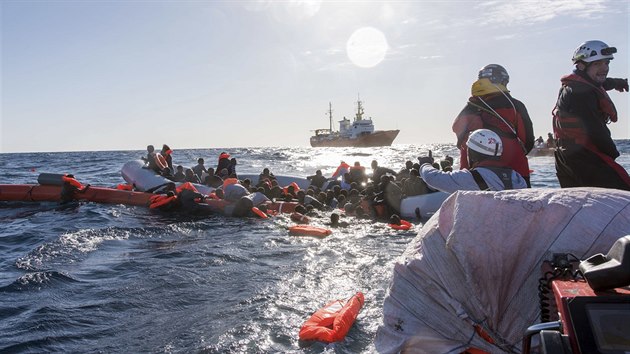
[376,187,630,353]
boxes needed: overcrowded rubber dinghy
[376,187,630,353]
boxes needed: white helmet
[478,64,509,85]
[466,129,502,157]
[572,40,616,63]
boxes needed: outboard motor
[522,236,630,354]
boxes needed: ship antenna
[355,94,364,121]
[328,102,334,132]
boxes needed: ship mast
[355,94,364,122]
[328,102,334,132]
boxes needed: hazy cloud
[476,0,608,25]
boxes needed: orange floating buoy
[389,219,412,231]
[288,225,332,238]
[251,206,268,219]
[299,292,365,343]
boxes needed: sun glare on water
[346,27,388,68]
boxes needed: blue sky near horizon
[1,0,628,153]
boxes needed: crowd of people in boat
[139,142,461,225]
[136,39,630,224]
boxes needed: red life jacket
[553,73,618,147]
[454,94,531,178]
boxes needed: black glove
[417,150,434,165]
[603,78,628,92]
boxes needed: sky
[1,0,629,153]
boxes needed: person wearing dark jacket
[452,64,535,186]
[553,40,630,190]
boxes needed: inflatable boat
[399,191,450,219]
[299,292,364,343]
[0,184,152,206]
[121,160,213,195]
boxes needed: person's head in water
[330,213,340,225]
[389,214,401,225]
[466,129,503,167]
[294,204,307,214]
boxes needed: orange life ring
[251,207,268,219]
[291,212,310,224]
[288,225,331,238]
[389,219,412,231]
[149,195,177,209]
[154,153,168,171]
[299,292,364,343]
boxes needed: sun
[346,27,389,68]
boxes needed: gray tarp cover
[376,188,630,353]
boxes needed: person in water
[192,158,207,180]
[371,160,397,184]
[306,170,328,190]
[174,165,186,182]
[215,152,231,175]
[552,40,630,190]
[327,212,349,228]
[452,64,535,186]
[161,144,174,172]
[141,145,160,172]
[184,169,201,184]
[418,129,527,193]
[546,133,556,148]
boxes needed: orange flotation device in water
[389,219,412,231]
[149,194,177,209]
[299,292,365,343]
[288,225,332,238]
[251,206,268,219]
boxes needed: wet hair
[147,145,155,152]
[295,204,307,214]
[316,170,322,175]
[389,214,401,225]
[330,213,340,223]
[198,158,204,164]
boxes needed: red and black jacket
[452,92,535,179]
[553,71,619,159]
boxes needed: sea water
[1,142,629,353]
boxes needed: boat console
[523,236,630,354]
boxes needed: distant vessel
[310,99,399,148]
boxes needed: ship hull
[310,130,399,148]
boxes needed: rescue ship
[310,100,399,148]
